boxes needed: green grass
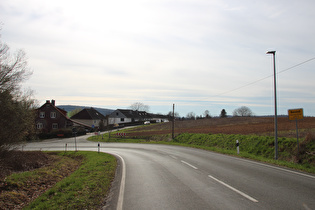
[173,133,315,173]
[89,131,315,174]
[25,151,117,209]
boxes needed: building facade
[70,107,106,129]
[35,100,73,132]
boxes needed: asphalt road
[21,135,315,210]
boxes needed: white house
[108,109,150,124]
[108,109,169,125]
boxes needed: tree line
[183,106,253,120]
[128,101,253,120]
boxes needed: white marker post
[236,140,240,154]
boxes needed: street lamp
[266,50,278,160]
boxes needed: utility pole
[107,116,110,140]
[172,104,175,139]
[267,50,278,160]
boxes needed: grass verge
[26,151,117,209]
[0,151,117,209]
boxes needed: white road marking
[233,157,315,179]
[181,160,198,170]
[208,175,259,203]
[108,152,126,210]
[169,155,178,160]
[303,203,311,210]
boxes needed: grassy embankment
[1,151,116,209]
[89,128,315,174]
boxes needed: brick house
[35,100,73,132]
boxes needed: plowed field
[128,117,315,138]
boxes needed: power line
[209,56,315,98]
[277,57,315,74]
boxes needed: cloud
[1,0,315,117]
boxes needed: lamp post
[266,50,278,160]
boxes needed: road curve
[21,137,315,210]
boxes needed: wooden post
[172,104,175,139]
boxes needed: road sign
[116,133,126,137]
[288,108,303,155]
[288,108,303,120]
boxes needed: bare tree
[167,111,180,119]
[203,110,211,118]
[186,112,196,120]
[233,106,253,117]
[0,45,31,93]
[0,38,36,153]
[130,102,150,112]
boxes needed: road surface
[21,135,315,210]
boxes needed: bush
[297,133,315,164]
[37,128,86,140]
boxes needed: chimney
[46,100,50,104]
[51,100,55,106]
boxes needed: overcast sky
[1,0,315,117]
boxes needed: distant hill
[57,105,114,116]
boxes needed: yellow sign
[288,109,303,120]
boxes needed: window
[50,112,56,118]
[121,118,124,122]
[36,123,43,129]
[39,112,45,118]
[52,123,58,129]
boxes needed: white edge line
[181,160,198,170]
[208,175,258,203]
[169,155,178,160]
[234,157,315,179]
[109,153,125,210]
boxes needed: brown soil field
[128,117,315,139]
